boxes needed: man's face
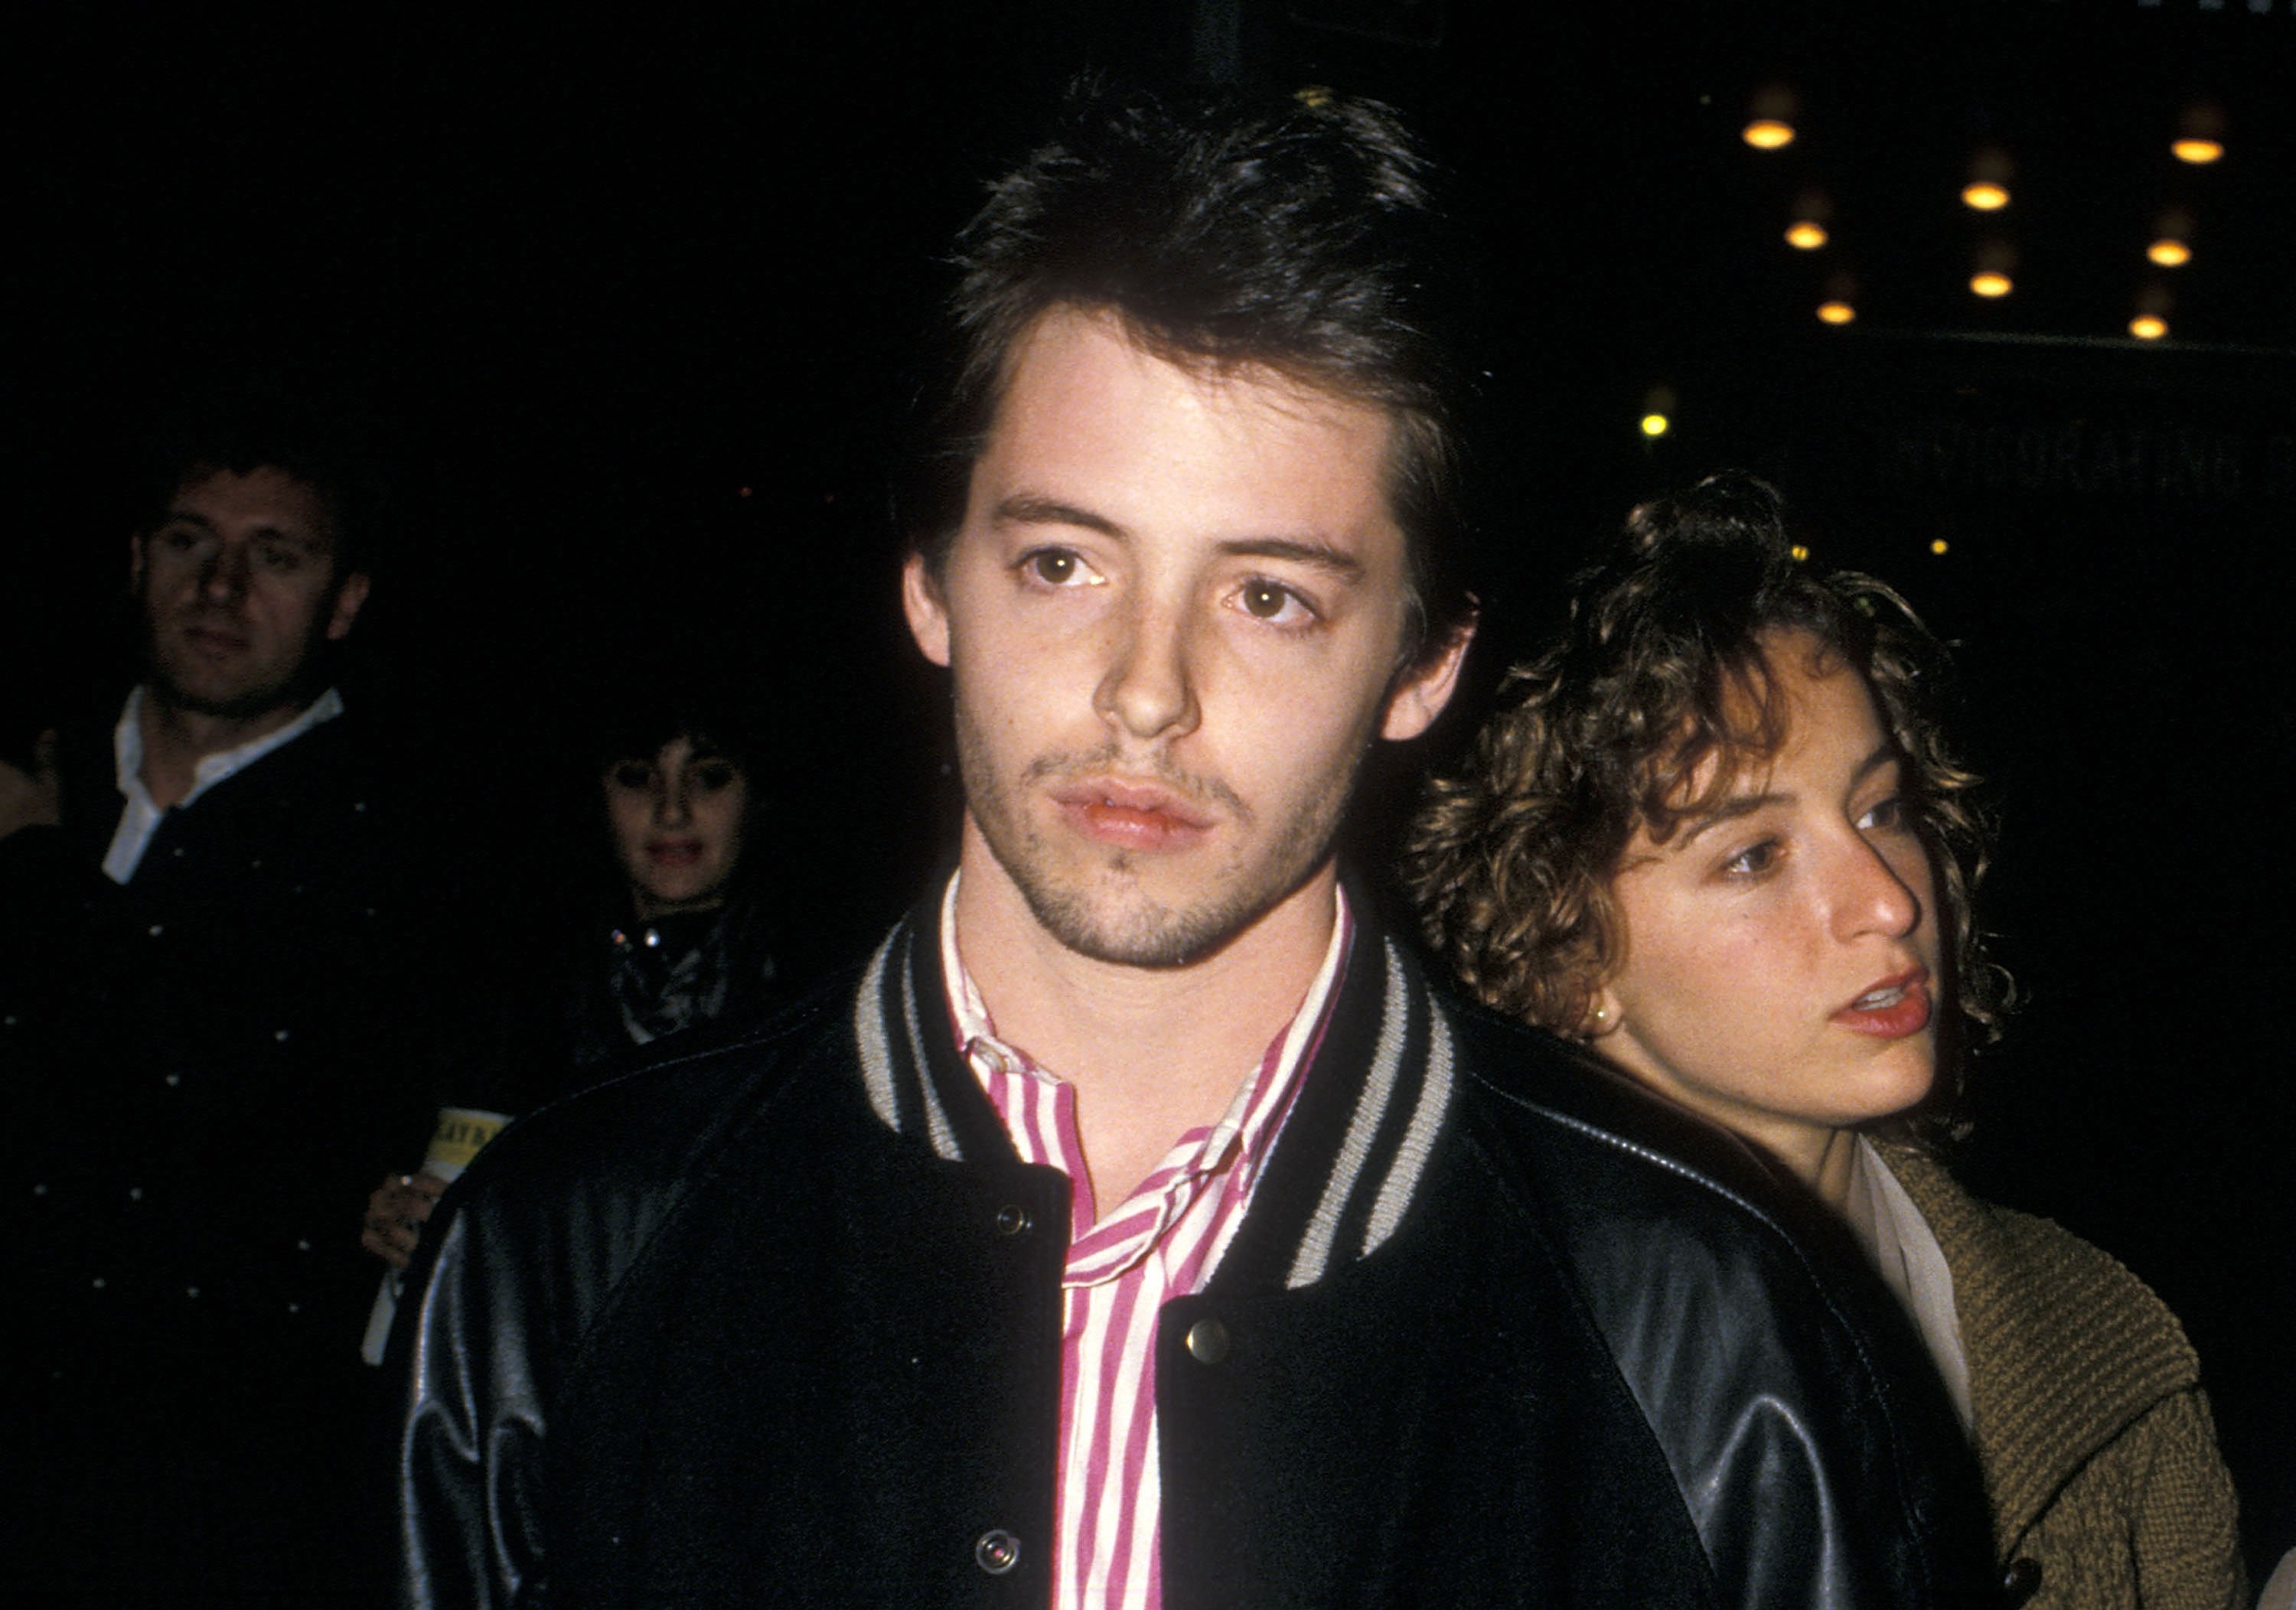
[904,307,1466,967]
[130,466,369,720]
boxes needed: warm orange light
[1970,272,2013,298]
[1816,301,1855,325]
[1743,119,1795,151]
[2172,138,2223,165]
[1929,539,1949,556]
[1961,182,2009,211]
[2148,239,2192,268]
[1639,413,1671,438]
[1786,221,1828,249]
[1789,544,1811,562]
[2129,315,2168,341]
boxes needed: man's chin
[147,668,311,723]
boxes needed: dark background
[6,0,2290,1576]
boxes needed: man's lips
[647,839,704,866]
[1050,781,1215,850]
[180,621,251,653]
[1833,968,1932,1038]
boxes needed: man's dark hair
[137,382,386,579]
[902,80,1477,669]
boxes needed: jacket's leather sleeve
[392,1039,755,1609]
[398,1197,552,1609]
[1467,1031,2001,1610]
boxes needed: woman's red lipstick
[1833,970,1932,1038]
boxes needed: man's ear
[902,552,953,668]
[127,531,146,592]
[326,571,372,642]
[1380,611,1475,741]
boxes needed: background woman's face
[603,735,749,917]
[1590,634,1941,1180]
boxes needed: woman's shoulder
[1876,1141,2200,1385]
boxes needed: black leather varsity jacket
[397,898,2001,1608]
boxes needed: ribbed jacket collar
[849,886,1458,1294]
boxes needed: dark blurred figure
[360,678,791,1279]
[16,396,438,1605]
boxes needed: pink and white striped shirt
[938,876,1352,1610]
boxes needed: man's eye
[159,527,202,552]
[1235,578,1314,626]
[691,762,740,793]
[260,546,303,572]
[607,763,656,790]
[1020,549,1098,588]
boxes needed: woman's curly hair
[1405,473,2010,1131]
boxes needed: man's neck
[953,829,1342,1208]
[135,687,309,811]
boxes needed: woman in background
[363,689,786,1273]
[1407,473,2242,1608]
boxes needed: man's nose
[1094,601,1201,743]
[654,776,693,828]
[200,542,251,601]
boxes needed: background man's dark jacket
[400,898,2001,1608]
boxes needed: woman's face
[1590,633,1940,1182]
[603,735,750,917]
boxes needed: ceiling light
[1961,182,2009,211]
[2129,316,2167,341]
[2173,138,2223,165]
[1640,413,1671,438]
[1817,301,1855,325]
[1786,221,1828,249]
[1743,119,1794,150]
[1970,272,2012,298]
[2148,239,2192,268]
[1929,539,1949,556]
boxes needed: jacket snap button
[2001,1558,2043,1604]
[994,1204,1031,1237]
[974,1529,1021,1575]
[1185,1318,1231,1363]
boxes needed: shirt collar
[114,683,345,813]
[936,867,1352,1179]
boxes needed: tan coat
[1880,1146,2245,1610]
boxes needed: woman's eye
[1723,839,1781,878]
[608,763,655,791]
[1857,797,1907,833]
[1021,549,1098,588]
[691,762,739,793]
[1234,578,1314,626]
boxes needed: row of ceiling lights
[1741,91,2223,340]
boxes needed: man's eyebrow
[1214,537,1365,582]
[991,497,1367,582]
[1675,741,1900,846]
[990,494,1124,536]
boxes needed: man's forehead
[166,465,337,542]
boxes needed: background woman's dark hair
[1406,472,2010,1136]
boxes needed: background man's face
[905,307,1464,967]
[131,466,369,719]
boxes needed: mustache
[1022,745,1251,823]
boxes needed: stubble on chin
[958,725,1346,972]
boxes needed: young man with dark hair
[400,85,1997,1607]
